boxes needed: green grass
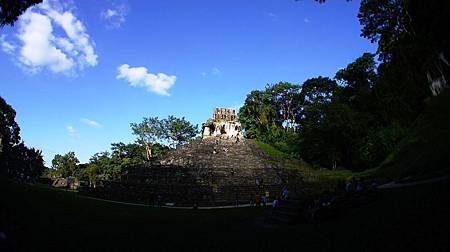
[254,140,356,192]
[254,140,293,160]
[1,176,450,251]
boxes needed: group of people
[269,178,381,223]
[270,187,290,209]
[342,177,379,194]
[246,191,271,207]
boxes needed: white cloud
[0,35,16,54]
[66,125,78,137]
[304,18,311,23]
[1,0,98,74]
[100,3,128,29]
[81,118,103,128]
[18,12,74,73]
[117,64,176,96]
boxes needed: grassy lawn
[2,175,450,251]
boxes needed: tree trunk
[145,144,153,160]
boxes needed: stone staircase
[160,138,283,186]
[98,138,290,206]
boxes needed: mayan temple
[86,107,289,207]
[201,107,243,139]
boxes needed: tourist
[345,180,353,192]
[281,187,290,200]
[255,194,261,207]
[356,180,364,192]
[261,195,266,207]
[272,197,279,208]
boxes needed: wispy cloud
[304,18,311,23]
[66,125,78,137]
[100,3,129,29]
[211,67,221,75]
[0,0,98,75]
[265,12,278,21]
[200,67,222,77]
[117,64,176,96]
[80,118,103,128]
[0,35,16,54]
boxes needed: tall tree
[130,117,165,160]
[358,0,449,95]
[0,96,21,149]
[266,82,302,129]
[163,116,198,147]
[51,152,79,178]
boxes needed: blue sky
[0,0,376,165]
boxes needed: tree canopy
[0,96,45,181]
[131,115,198,159]
[0,0,42,26]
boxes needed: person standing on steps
[272,197,279,208]
[281,187,290,200]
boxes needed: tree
[0,0,42,26]
[130,117,165,160]
[51,152,79,178]
[266,82,302,129]
[163,116,198,147]
[0,96,45,180]
[0,96,21,149]
[131,116,197,159]
[4,142,46,181]
[358,0,449,95]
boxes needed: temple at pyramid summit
[202,107,243,140]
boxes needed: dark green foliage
[239,49,434,172]
[3,142,46,181]
[0,96,21,147]
[50,152,79,178]
[377,91,450,179]
[358,0,449,94]
[0,96,45,181]
[239,82,303,157]
[0,0,42,26]
[50,142,160,185]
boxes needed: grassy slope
[255,140,354,192]
[1,176,450,251]
[377,91,450,180]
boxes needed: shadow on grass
[1,176,450,251]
